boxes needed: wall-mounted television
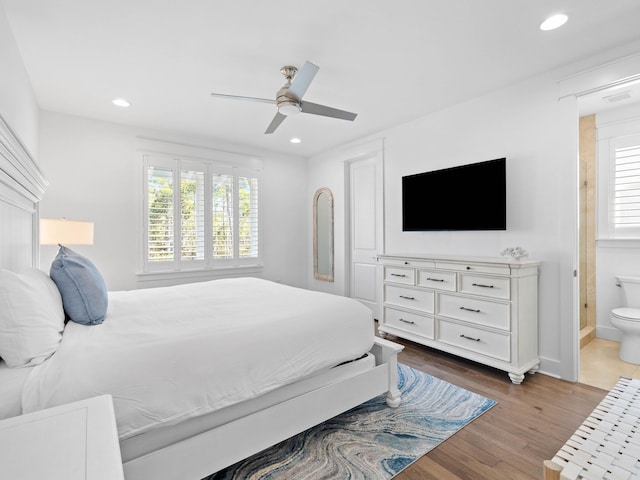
[402,157,506,231]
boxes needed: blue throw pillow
[50,246,108,325]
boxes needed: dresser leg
[385,389,402,408]
[508,372,525,384]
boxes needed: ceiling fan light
[278,102,301,116]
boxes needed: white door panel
[353,262,377,302]
[349,150,384,319]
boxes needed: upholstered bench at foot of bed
[543,376,640,480]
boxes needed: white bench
[543,377,640,480]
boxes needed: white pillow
[0,268,65,367]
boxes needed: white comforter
[21,278,374,439]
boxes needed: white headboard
[0,113,47,271]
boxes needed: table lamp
[40,218,94,246]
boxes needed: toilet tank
[616,275,640,308]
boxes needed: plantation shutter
[614,139,640,236]
[143,153,261,273]
[238,174,259,259]
[147,165,174,262]
[211,170,234,260]
[180,164,206,264]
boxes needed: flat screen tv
[402,158,506,231]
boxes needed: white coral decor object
[501,246,528,259]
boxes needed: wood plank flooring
[388,333,607,479]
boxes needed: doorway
[577,77,640,389]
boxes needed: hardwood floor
[387,333,607,479]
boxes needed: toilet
[611,275,640,364]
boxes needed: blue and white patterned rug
[205,364,496,480]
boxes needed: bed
[0,113,403,480]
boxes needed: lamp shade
[40,218,94,246]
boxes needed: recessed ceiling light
[540,14,568,31]
[112,98,130,107]
[290,137,302,144]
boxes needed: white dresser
[378,254,540,384]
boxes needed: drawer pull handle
[426,277,444,282]
[399,295,415,300]
[460,334,481,342]
[472,283,494,289]
[460,306,481,313]
[390,273,407,278]
[399,318,415,325]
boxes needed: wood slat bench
[543,377,640,480]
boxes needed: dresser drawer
[385,285,434,313]
[384,308,434,339]
[435,261,510,276]
[438,293,510,330]
[458,274,510,300]
[382,258,435,269]
[384,267,415,285]
[417,269,457,292]
[438,319,510,362]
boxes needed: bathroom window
[597,118,640,241]
[612,137,640,237]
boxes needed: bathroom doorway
[577,77,640,389]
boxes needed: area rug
[204,364,496,480]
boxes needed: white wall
[309,71,578,380]
[389,75,580,380]
[0,6,39,158]
[307,153,348,296]
[38,111,308,291]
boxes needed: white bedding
[21,278,374,439]
[0,362,31,419]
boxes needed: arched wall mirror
[313,188,334,282]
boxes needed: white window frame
[141,152,262,274]
[597,116,640,245]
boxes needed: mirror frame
[313,187,334,282]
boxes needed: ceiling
[579,79,640,116]
[3,0,640,157]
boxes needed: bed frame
[0,112,404,479]
[123,339,403,479]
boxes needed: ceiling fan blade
[210,92,276,105]
[265,112,287,134]
[300,101,358,121]
[287,61,319,100]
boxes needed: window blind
[239,176,259,259]
[212,173,233,259]
[614,143,640,232]
[181,169,205,262]
[147,166,174,262]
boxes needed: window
[613,138,640,237]
[143,154,261,272]
[597,118,640,242]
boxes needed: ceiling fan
[210,61,358,134]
